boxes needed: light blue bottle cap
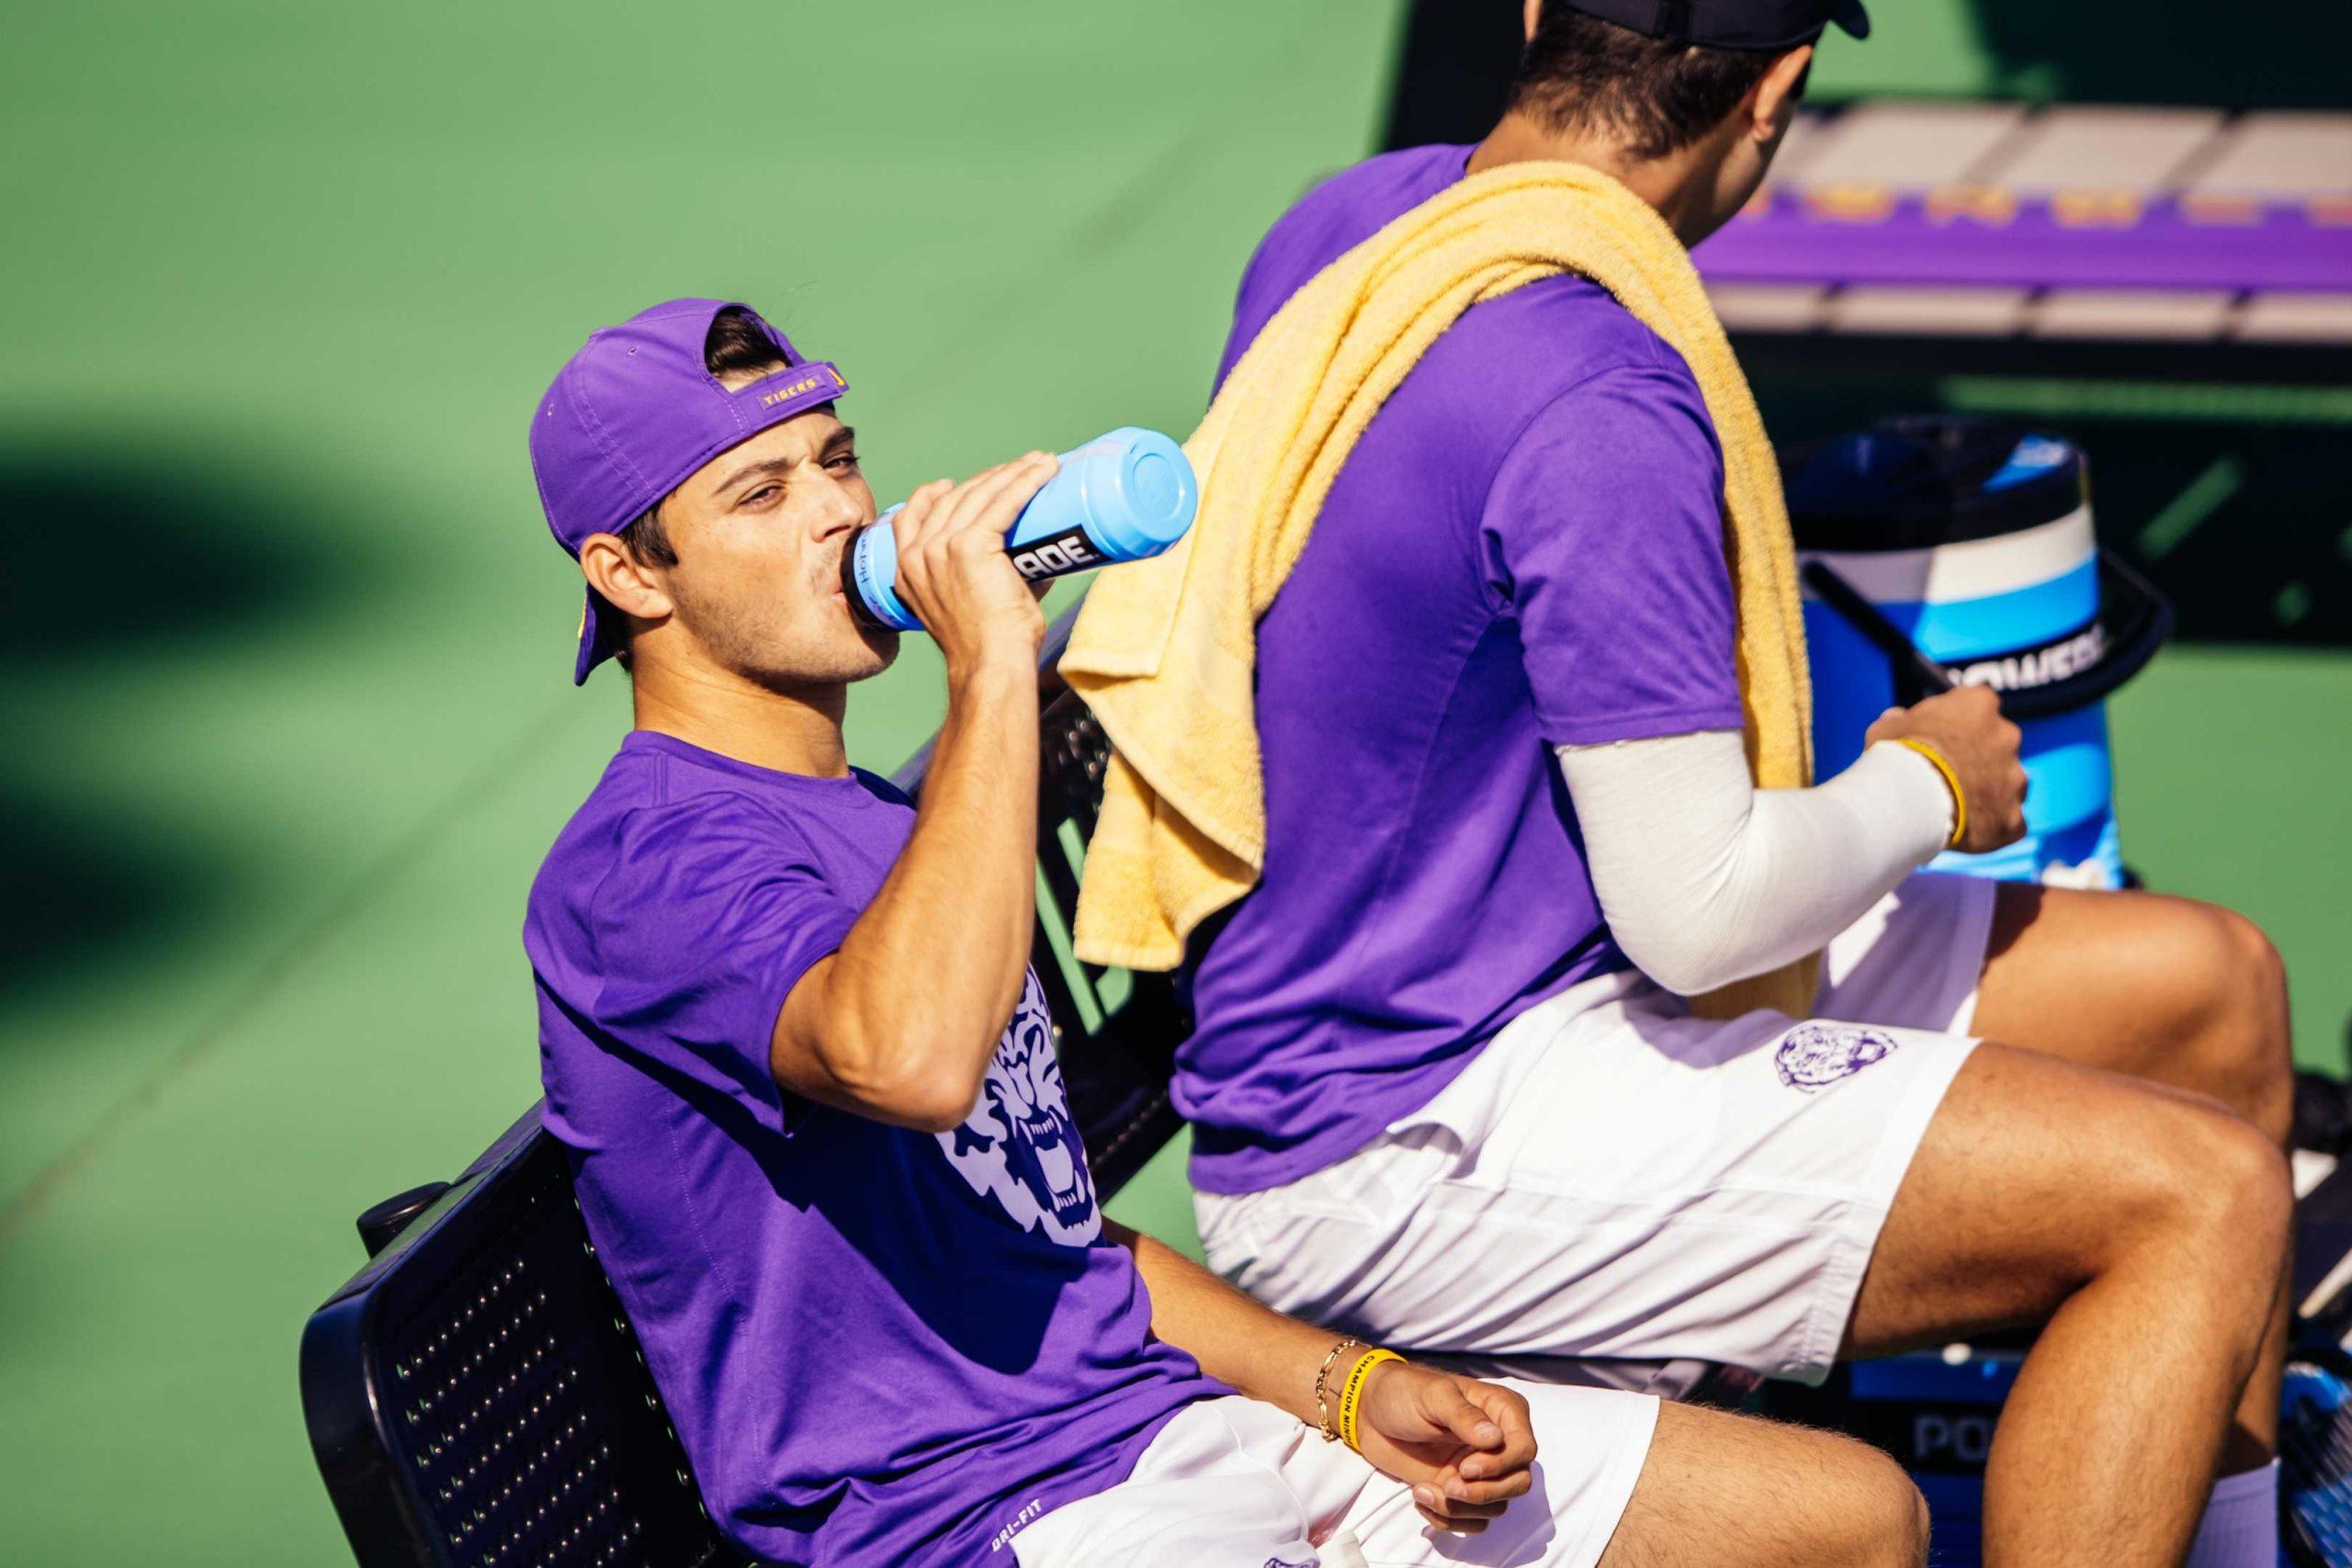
[1005,427,1196,558]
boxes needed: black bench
[298,615,1747,1568]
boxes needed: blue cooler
[1784,416,2173,888]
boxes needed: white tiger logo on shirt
[939,969,1099,1244]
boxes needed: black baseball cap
[1565,0,1870,50]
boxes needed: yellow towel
[1062,160,1818,1021]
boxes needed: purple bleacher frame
[1696,191,2352,295]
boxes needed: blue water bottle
[844,427,1197,632]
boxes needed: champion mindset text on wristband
[1337,1348,1405,1453]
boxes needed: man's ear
[1749,43,1814,141]
[1523,0,1543,44]
[579,533,674,625]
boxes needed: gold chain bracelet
[1313,1337,1364,1443]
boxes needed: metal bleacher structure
[1378,1,2352,369]
[1699,102,2352,378]
[1696,102,2352,652]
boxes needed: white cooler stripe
[1799,503,2096,606]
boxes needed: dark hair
[1509,6,1783,161]
[613,306,788,570]
[609,305,789,664]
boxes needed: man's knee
[1842,1440,1931,1568]
[2110,1095,2293,1285]
[1607,1406,1927,1568]
[2211,907,2286,1142]
[1787,1434,1927,1568]
[2182,904,2294,1144]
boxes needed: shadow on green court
[0,785,238,1005]
[0,447,362,660]
[1968,0,2352,107]
[0,448,375,1001]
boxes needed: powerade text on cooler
[845,427,1198,632]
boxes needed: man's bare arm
[769,456,1055,1132]
[1103,1220,1539,1533]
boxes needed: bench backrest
[302,1109,735,1568]
[300,624,1188,1568]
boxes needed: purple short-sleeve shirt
[1180,146,1745,1195]
[526,733,1212,1565]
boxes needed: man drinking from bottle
[520,297,1942,1565]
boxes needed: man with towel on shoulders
[1062,4,2298,1564]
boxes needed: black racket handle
[1802,560,1958,703]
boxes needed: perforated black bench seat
[304,1106,745,1568]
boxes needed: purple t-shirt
[526,732,1212,1566]
[1180,145,1745,1195]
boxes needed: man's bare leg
[1597,1402,1928,1568]
[1969,882,2293,1469]
[1843,1042,2290,1567]
[1973,884,2294,1145]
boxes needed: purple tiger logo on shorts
[1775,1022,1896,1093]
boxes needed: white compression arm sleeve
[1555,730,1956,997]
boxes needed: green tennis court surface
[0,4,2343,1564]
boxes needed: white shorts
[1013,1386,1659,1568]
[1197,873,1998,1386]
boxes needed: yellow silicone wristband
[1894,737,1967,851]
[1336,1348,1404,1453]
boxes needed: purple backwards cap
[528,298,848,683]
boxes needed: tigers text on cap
[1564,0,1869,50]
[527,298,848,684]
